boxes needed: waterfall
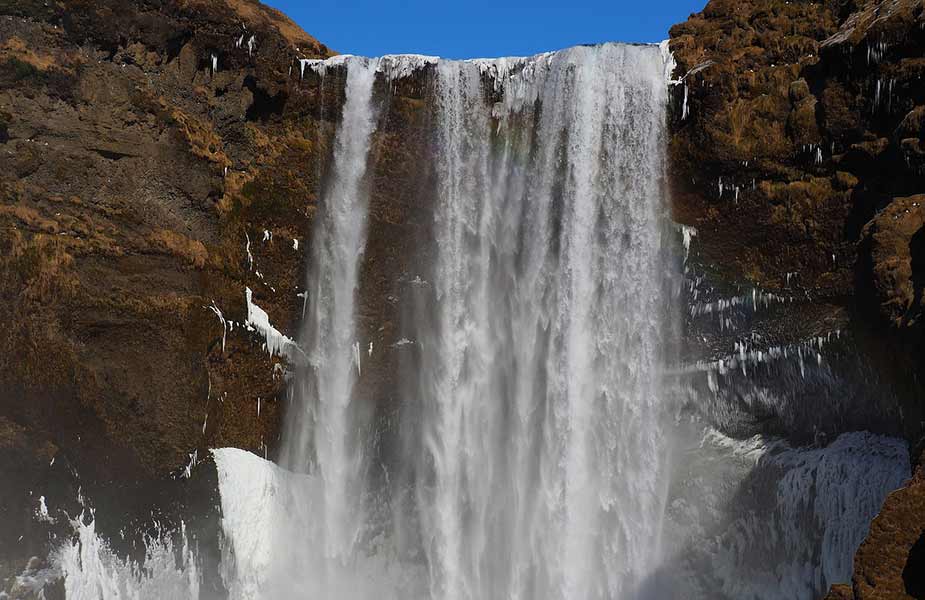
[223,43,675,600]
[400,45,673,600]
[280,55,380,559]
[40,44,912,600]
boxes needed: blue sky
[267,1,707,59]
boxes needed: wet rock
[823,456,925,600]
[897,106,925,139]
[669,0,925,595]
[858,194,925,329]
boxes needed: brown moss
[820,82,861,138]
[861,195,925,328]
[0,37,58,71]
[169,108,232,168]
[787,96,821,144]
[148,229,210,268]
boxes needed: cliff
[668,0,925,597]
[2,0,924,596]
[0,0,335,580]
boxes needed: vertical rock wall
[668,1,925,597]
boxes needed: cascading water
[217,55,395,600]
[398,45,673,600]
[39,43,912,600]
[279,55,379,561]
[223,43,675,600]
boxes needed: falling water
[279,55,380,561]
[39,44,912,600]
[399,44,673,600]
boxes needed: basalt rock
[669,0,925,597]
[859,194,925,331]
[0,0,335,585]
[669,0,925,345]
[0,0,443,591]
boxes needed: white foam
[53,512,200,600]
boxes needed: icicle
[245,232,253,270]
[245,287,301,362]
[207,301,227,353]
[297,290,308,318]
[36,496,52,523]
[680,225,697,262]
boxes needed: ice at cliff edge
[51,44,909,600]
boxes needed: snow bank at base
[211,448,315,599]
[211,448,425,600]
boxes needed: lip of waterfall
[298,41,677,89]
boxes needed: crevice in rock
[243,75,287,122]
[903,530,925,598]
[90,148,136,161]
[164,30,191,63]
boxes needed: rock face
[2,0,925,596]
[860,194,925,332]
[0,0,335,581]
[839,461,925,599]
[669,0,925,350]
[668,0,925,597]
